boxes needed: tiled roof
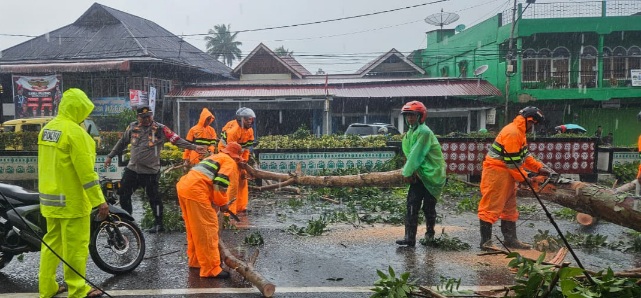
[168,78,501,98]
[0,3,232,77]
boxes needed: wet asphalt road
[1,193,640,297]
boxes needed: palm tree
[204,24,242,67]
[274,46,293,56]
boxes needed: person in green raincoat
[38,88,109,298]
[396,101,447,247]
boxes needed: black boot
[148,212,165,233]
[479,220,494,249]
[396,226,417,247]
[425,217,436,240]
[501,220,531,249]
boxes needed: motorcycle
[100,176,121,206]
[0,182,145,274]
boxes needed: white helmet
[236,107,256,118]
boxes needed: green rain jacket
[401,122,447,199]
[38,88,105,218]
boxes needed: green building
[415,1,641,146]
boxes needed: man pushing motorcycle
[38,88,108,298]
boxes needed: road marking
[0,285,509,297]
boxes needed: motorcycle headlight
[106,182,113,189]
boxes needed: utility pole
[504,0,518,126]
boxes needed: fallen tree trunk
[517,178,641,232]
[243,164,404,187]
[219,239,276,297]
[246,165,641,232]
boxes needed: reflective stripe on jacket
[401,122,447,199]
[177,152,239,205]
[483,115,543,182]
[218,119,254,162]
[38,88,106,218]
[183,108,218,164]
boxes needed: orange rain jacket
[478,115,544,223]
[183,108,218,165]
[637,135,641,179]
[218,119,254,212]
[176,152,239,277]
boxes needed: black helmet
[518,106,544,124]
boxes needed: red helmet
[401,101,427,123]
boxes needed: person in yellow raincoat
[218,107,255,214]
[395,101,446,247]
[183,108,218,166]
[478,106,555,250]
[176,142,243,278]
[38,88,109,298]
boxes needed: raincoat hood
[198,108,215,127]
[512,115,527,133]
[58,88,94,123]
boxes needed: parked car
[344,123,400,137]
[1,117,102,150]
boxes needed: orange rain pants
[176,168,235,277]
[218,119,254,213]
[478,164,519,224]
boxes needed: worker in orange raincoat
[218,107,255,214]
[478,106,555,250]
[637,111,641,188]
[176,142,243,279]
[183,108,218,166]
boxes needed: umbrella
[555,124,587,133]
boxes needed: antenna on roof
[424,9,460,30]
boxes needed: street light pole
[504,0,517,126]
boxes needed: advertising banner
[149,86,157,115]
[129,89,148,107]
[91,97,131,116]
[631,69,641,87]
[12,75,62,118]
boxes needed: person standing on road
[183,108,218,167]
[218,107,255,214]
[38,88,109,298]
[104,105,207,233]
[176,142,243,278]
[395,101,446,247]
[478,106,555,250]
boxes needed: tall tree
[274,46,293,56]
[204,24,242,67]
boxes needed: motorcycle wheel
[89,218,145,275]
[0,251,13,270]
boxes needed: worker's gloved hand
[538,167,553,176]
[195,145,208,155]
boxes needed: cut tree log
[245,164,641,233]
[517,178,641,232]
[219,239,276,297]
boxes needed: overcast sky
[0,0,561,74]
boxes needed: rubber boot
[425,217,436,240]
[479,220,493,249]
[501,220,531,249]
[395,226,417,247]
[148,204,165,234]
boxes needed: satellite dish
[474,65,489,77]
[424,9,460,30]
[455,24,466,33]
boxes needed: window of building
[579,46,597,87]
[551,47,570,87]
[521,48,552,84]
[628,46,641,76]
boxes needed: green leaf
[559,267,584,279]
